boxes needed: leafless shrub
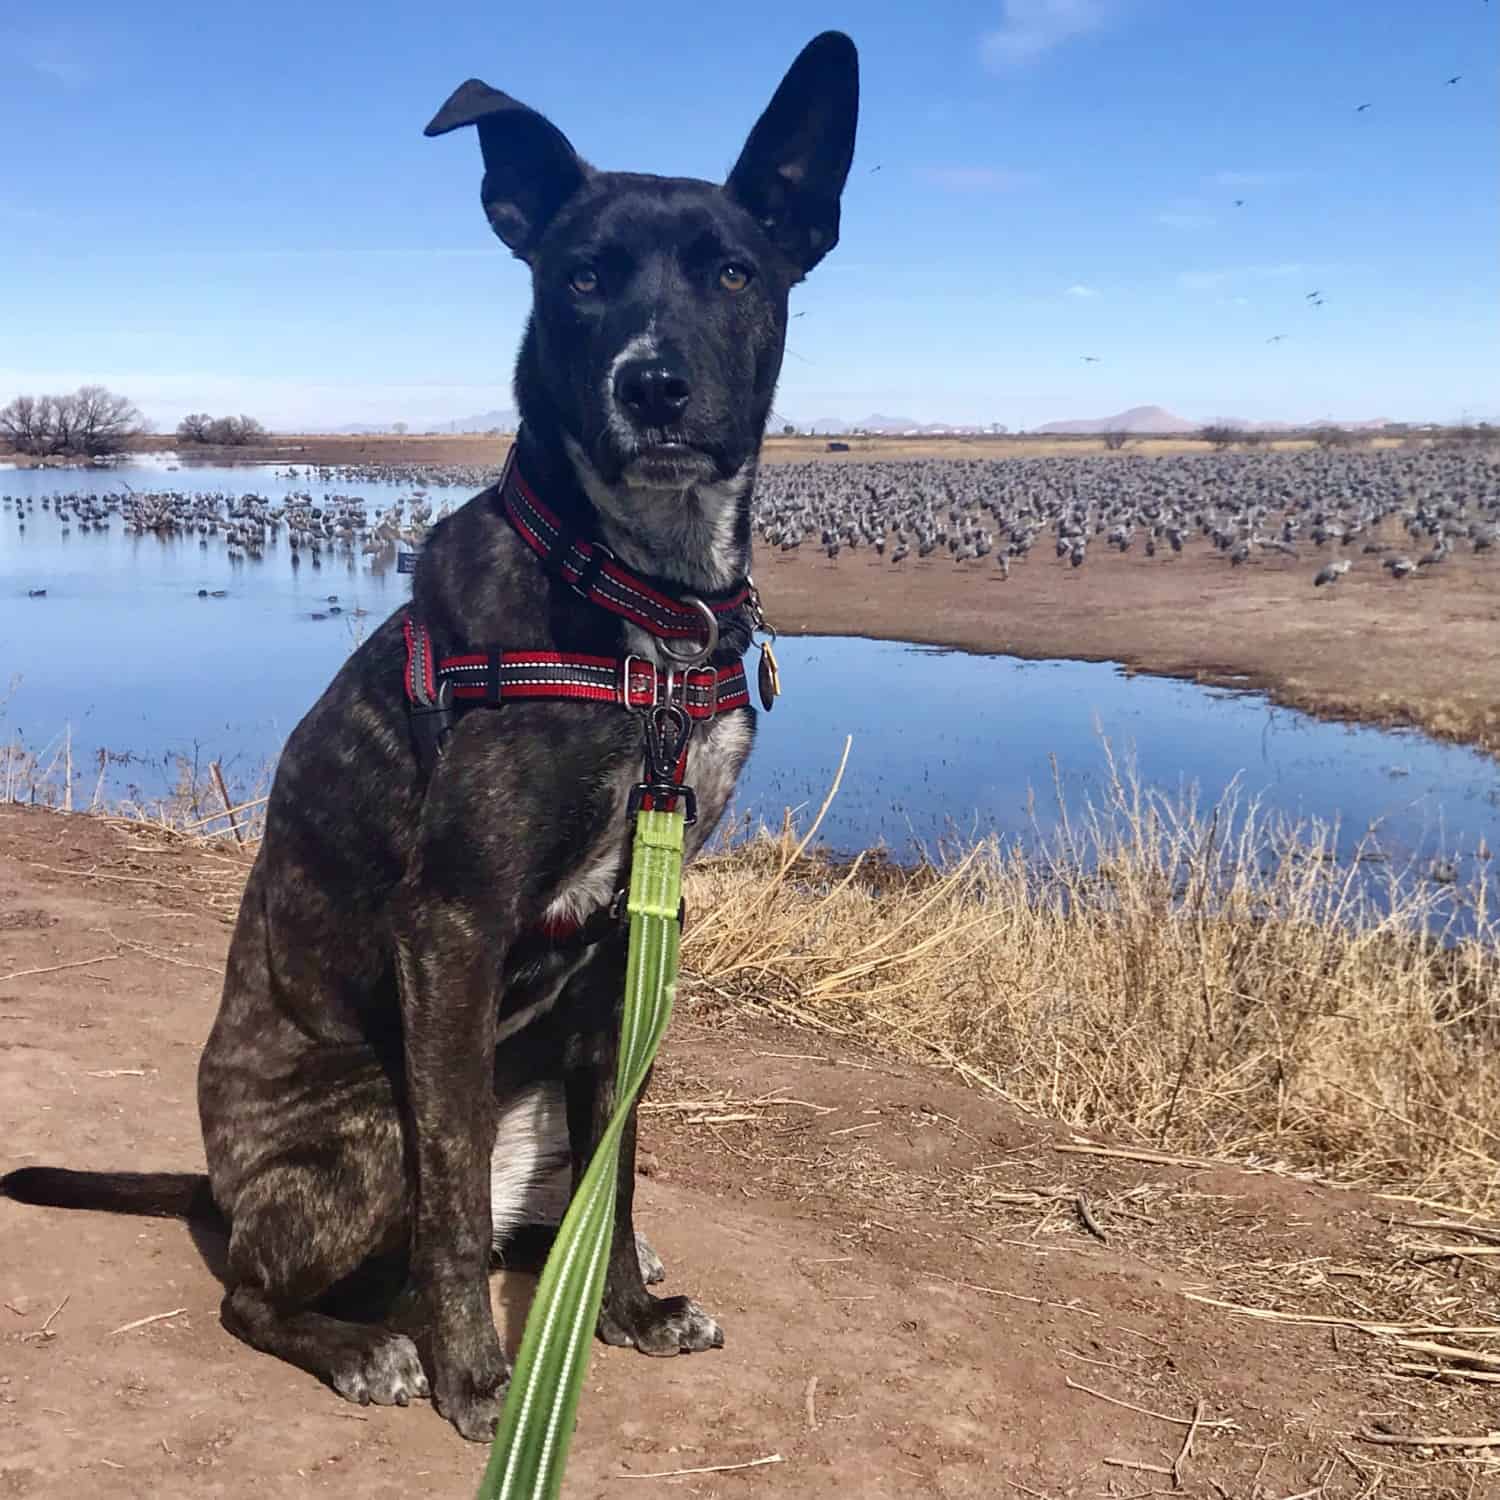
[178,413,268,446]
[1,386,146,456]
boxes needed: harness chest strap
[403,618,750,721]
[403,615,735,944]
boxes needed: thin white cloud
[982,0,1113,69]
[1064,284,1099,298]
[915,166,1037,192]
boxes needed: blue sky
[1,0,1495,430]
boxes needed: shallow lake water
[3,460,1497,906]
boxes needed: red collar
[497,448,752,642]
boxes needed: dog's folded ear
[726,32,859,279]
[425,80,591,257]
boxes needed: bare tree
[0,386,144,456]
[1239,428,1272,448]
[391,421,408,436]
[70,385,146,454]
[781,423,796,436]
[1198,424,1239,451]
[201,414,268,446]
[1311,425,1354,450]
[177,413,214,443]
[0,394,45,453]
[1101,430,1129,451]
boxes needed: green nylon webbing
[477,807,686,1500]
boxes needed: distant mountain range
[326,404,1411,439]
[800,414,1005,436]
[330,409,518,436]
[1035,405,1399,435]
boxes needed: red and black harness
[402,449,767,945]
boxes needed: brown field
[5,429,1411,469]
[4,806,1500,1497]
[90,429,1406,465]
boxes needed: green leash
[477,805,686,1500]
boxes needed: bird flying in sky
[1080,355,1102,363]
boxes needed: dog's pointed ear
[425,80,590,257]
[726,33,859,278]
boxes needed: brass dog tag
[757,640,781,711]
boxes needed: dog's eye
[719,264,751,293]
[569,266,599,295]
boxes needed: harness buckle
[622,654,657,710]
[683,665,719,720]
[409,678,454,771]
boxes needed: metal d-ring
[658,596,718,669]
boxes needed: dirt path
[1,806,1495,1498]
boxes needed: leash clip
[630,700,697,824]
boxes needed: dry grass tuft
[684,759,1500,1210]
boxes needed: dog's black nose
[613,360,691,427]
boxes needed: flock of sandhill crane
[3,482,440,567]
[5,446,1498,596]
[752,446,1500,589]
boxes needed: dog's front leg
[565,985,724,1358]
[394,892,509,1441]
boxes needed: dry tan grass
[683,758,1500,1211]
[12,719,1499,1210]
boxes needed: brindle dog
[3,32,858,1442]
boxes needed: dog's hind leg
[215,1090,429,1408]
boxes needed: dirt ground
[3,806,1498,1498]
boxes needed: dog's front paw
[329,1329,430,1408]
[433,1365,509,1442]
[599,1293,724,1357]
[635,1231,667,1285]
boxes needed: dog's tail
[1,1167,223,1226]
